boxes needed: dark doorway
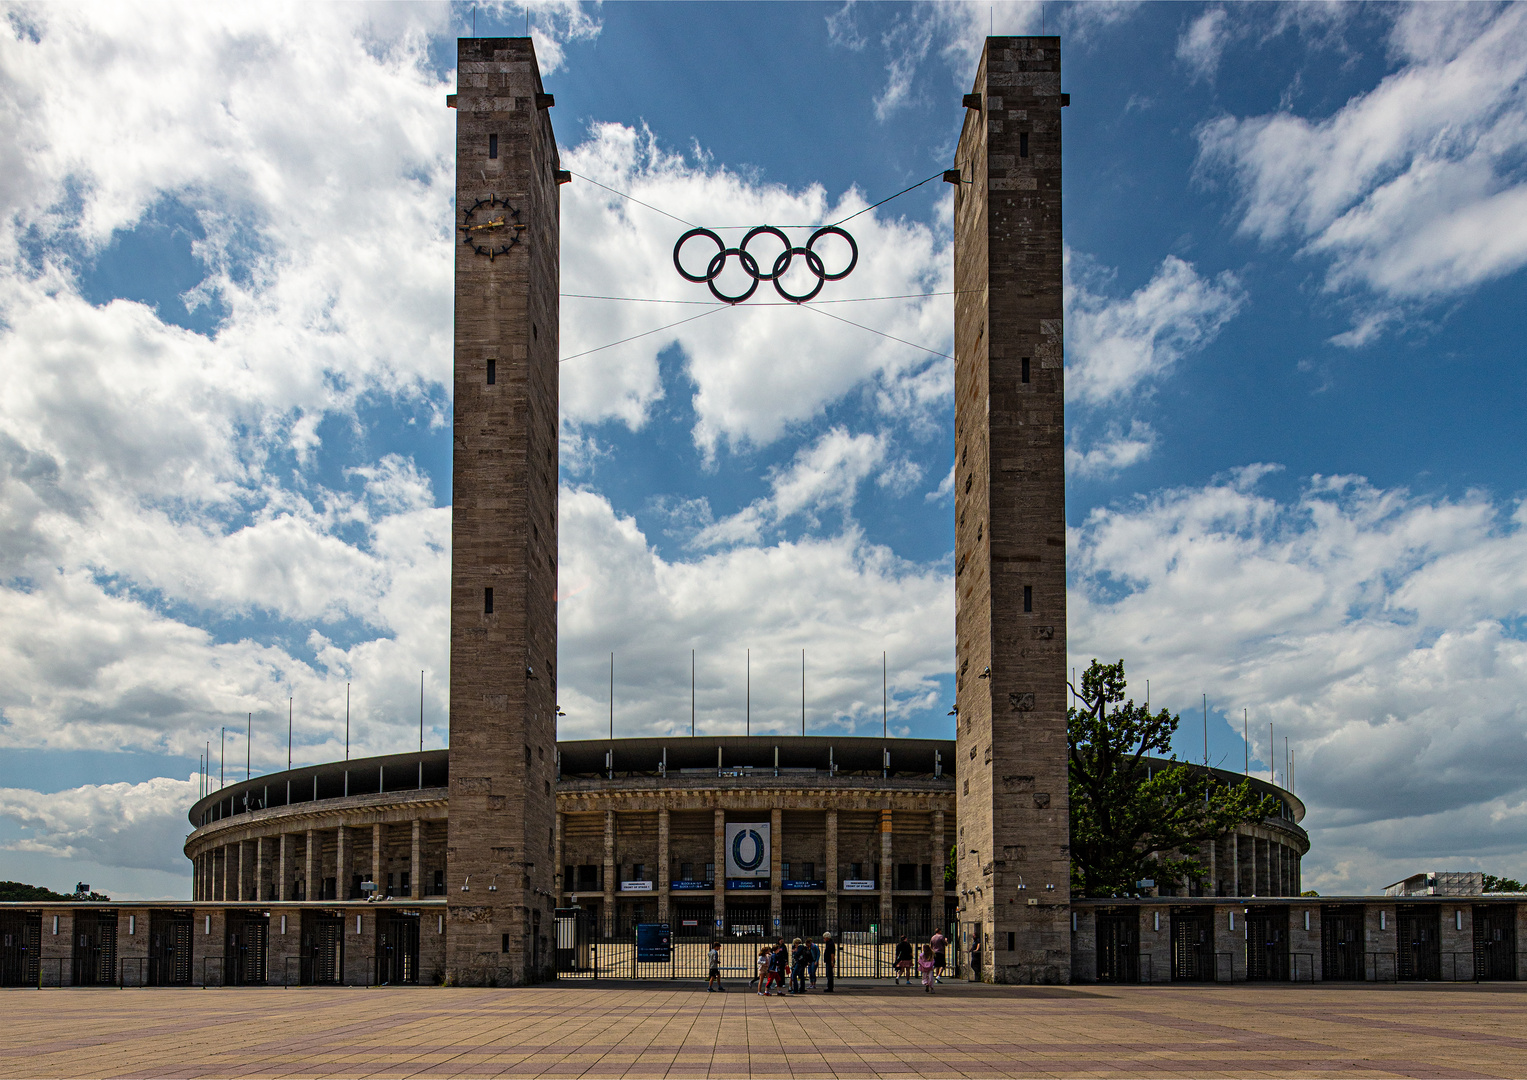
[0,911,41,987]
[1321,905,1364,981]
[71,910,117,986]
[1397,906,1441,981]
[1473,905,1517,981]
[1245,906,1288,981]
[1171,908,1214,982]
[148,910,193,986]
[1094,909,1139,983]
[225,910,269,985]
[376,911,420,985]
[303,911,344,985]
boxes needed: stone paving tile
[3,983,1527,1078]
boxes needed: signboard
[726,878,768,890]
[724,822,770,878]
[620,881,653,892]
[671,880,711,891]
[635,923,671,963]
[842,880,876,891]
[782,880,825,890]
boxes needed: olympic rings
[672,224,859,304]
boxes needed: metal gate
[0,912,41,987]
[1095,910,1139,983]
[1171,909,1213,982]
[1397,907,1440,981]
[1321,906,1364,980]
[72,910,117,986]
[304,912,344,985]
[1245,906,1288,981]
[149,911,193,985]
[377,912,420,984]
[1473,905,1516,980]
[225,911,268,985]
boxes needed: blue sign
[782,880,826,890]
[636,923,672,963]
[726,878,769,890]
[671,880,712,891]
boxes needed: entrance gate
[1397,906,1441,981]
[377,912,421,984]
[225,911,269,985]
[71,910,117,986]
[1171,908,1213,982]
[1473,905,1517,980]
[0,911,41,987]
[149,911,193,985]
[1245,906,1288,981]
[302,911,344,985]
[1094,910,1139,983]
[1321,906,1364,981]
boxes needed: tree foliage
[1068,659,1281,898]
[0,880,110,902]
[1483,874,1525,893]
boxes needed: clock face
[459,195,525,259]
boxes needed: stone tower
[446,37,562,985]
[951,36,1070,983]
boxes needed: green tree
[1068,659,1281,898]
[1483,874,1524,893]
[0,880,109,902]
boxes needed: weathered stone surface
[447,36,560,985]
[952,37,1071,984]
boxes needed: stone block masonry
[952,36,1070,983]
[447,36,561,985]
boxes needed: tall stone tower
[951,36,1070,983]
[446,37,561,985]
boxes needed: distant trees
[1483,874,1525,893]
[0,881,111,902]
[1068,659,1280,898]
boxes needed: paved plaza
[3,981,1525,1079]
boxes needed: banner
[724,822,770,878]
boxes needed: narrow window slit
[1021,357,1030,383]
[487,359,496,385]
[1019,132,1029,158]
[484,587,494,615]
[488,134,498,159]
[1023,585,1033,612]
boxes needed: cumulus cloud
[559,124,953,456]
[0,775,198,874]
[558,488,954,740]
[1070,470,1527,890]
[1196,3,1527,321]
[1066,421,1158,480]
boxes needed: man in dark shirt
[894,935,913,984]
[821,931,836,992]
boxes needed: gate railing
[1365,951,1397,983]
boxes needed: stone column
[713,809,726,931]
[825,810,839,927]
[336,824,350,901]
[880,808,894,934]
[235,841,245,902]
[1231,832,1241,897]
[411,820,423,900]
[372,823,384,893]
[553,812,564,905]
[1254,835,1267,897]
[304,828,316,902]
[256,836,267,901]
[1205,834,1217,897]
[931,810,946,929]
[769,807,782,934]
[278,834,289,902]
[657,808,670,925]
[603,808,616,936]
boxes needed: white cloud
[1070,471,1527,891]
[557,487,954,740]
[1177,8,1231,82]
[1196,3,1527,316]
[1066,253,1245,406]
[826,2,868,52]
[560,123,954,456]
[1066,421,1157,479]
[694,427,887,547]
[0,775,198,874]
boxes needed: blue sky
[1,1,1525,898]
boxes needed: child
[708,942,725,992]
[918,943,936,993]
[756,945,770,995]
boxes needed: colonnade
[1197,825,1305,898]
[191,818,436,903]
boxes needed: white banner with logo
[724,822,770,878]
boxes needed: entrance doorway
[1171,908,1214,982]
[0,911,40,987]
[1473,905,1517,981]
[1321,905,1364,981]
[1244,906,1288,981]
[71,910,117,986]
[1397,906,1440,981]
[1094,909,1139,983]
[149,910,193,985]
[225,910,269,985]
[376,911,420,984]
[303,911,344,984]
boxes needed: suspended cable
[567,170,698,228]
[800,303,954,361]
[560,290,956,305]
[828,167,951,228]
[558,305,727,364]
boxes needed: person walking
[970,936,984,981]
[821,931,836,992]
[755,945,770,995]
[918,943,936,993]
[930,929,946,983]
[707,942,725,992]
[894,935,913,985]
[768,939,788,996]
[807,937,820,989]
